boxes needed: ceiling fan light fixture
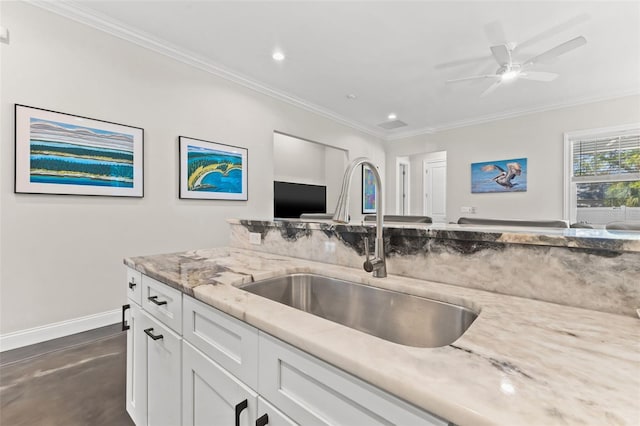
[501,70,520,81]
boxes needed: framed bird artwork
[471,158,527,193]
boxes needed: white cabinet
[259,334,447,426]
[127,268,143,306]
[256,397,298,426]
[142,311,182,426]
[182,341,258,426]
[124,268,181,426]
[183,296,259,389]
[142,275,183,334]
[125,302,147,426]
[126,271,448,426]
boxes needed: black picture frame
[178,136,248,200]
[14,104,144,197]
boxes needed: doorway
[423,156,447,223]
[396,157,410,215]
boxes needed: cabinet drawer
[126,267,142,305]
[259,333,447,426]
[183,295,259,389]
[142,275,182,334]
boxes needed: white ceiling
[37,1,640,140]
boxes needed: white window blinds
[572,132,640,182]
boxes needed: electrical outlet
[460,206,476,214]
[249,232,261,245]
[324,241,336,253]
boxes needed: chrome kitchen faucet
[333,157,387,278]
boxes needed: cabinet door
[256,397,298,426]
[182,341,257,426]
[126,303,147,426]
[141,311,182,426]
[259,333,447,426]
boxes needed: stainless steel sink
[241,273,477,348]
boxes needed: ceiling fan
[445,20,588,97]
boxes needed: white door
[126,303,147,426]
[423,160,447,222]
[142,311,182,426]
[396,160,410,215]
[182,341,258,426]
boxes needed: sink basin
[241,273,477,348]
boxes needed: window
[564,124,640,226]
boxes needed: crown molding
[386,89,640,142]
[27,0,386,140]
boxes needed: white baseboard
[0,308,121,352]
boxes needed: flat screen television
[274,181,326,218]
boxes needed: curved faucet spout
[332,157,386,278]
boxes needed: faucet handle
[363,236,374,272]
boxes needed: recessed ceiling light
[387,113,397,120]
[272,51,285,61]
[346,93,357,100]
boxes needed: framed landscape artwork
[362,164,376,214]
[471,157,527,193]
[179,136,248,200]
[14,104,144,197]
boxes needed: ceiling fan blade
[514,14,590,53]
[481,80,502,97]
[484,21,507,45]
[446,75,500,84]
[490,45,511,66]
[523,36,587,66]
[434,55,492,69]
[519,71,559,82]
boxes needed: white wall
[324,146,347,212]
[386,95,640,222]
[273,133,327,185]
[273,132,347,215]
[0,2,384,335]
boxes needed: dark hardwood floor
[0,325,134,426]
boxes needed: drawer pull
[235,399,248,426]
[256,413,269,426]
[144,328,163,340]
[128,280,137,289]
[147,295,168,306]
[121,304,130,331]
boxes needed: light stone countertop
[125,247,640,426]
